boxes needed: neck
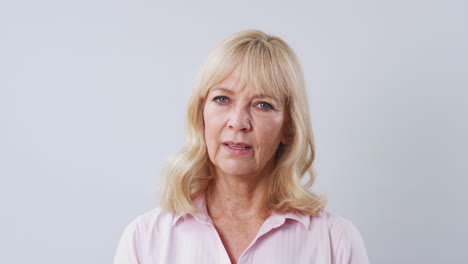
[206,166,273,220]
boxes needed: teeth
[228,144,248,150]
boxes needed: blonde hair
[159,30,326,216]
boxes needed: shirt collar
[172,193,311,229]
[272,210,311,229]
[172,194,210,226]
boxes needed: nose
[227,107,251,132]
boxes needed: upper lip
[222,141,252,148]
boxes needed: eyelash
[212,96,275,111]
[213,96,229,104]
[256,101,274,110]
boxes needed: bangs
[198,38,292,103]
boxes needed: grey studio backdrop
[1,0,467,263]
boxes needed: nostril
[227,114,251,131]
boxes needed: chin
[217,160,255,177]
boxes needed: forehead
[208,67,283,100]
[213,67,242,90]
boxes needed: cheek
[258,115,284,140]
[255,115,285,157]
[204,107,215,128]
[203,104,225,143]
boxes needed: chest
[211,218,265,263]
[143,215,331,264]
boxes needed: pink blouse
[114,195,369,264]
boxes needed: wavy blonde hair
[159,30,326,216]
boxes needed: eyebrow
[210,87,234,94]
[210,87,279,101]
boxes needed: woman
[114,30,369,264]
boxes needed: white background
[1,0,467,263]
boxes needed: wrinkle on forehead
[208,66,286,104]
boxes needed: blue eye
[213,96,229,104]
[257,102,274,110]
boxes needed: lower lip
[222,144,252,156]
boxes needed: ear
[281,110,292,145]
[280,127,289,144]
[281,134,288,144]
[280,118,291,145]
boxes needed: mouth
[222,141,253,151]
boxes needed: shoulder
[311,210,370,264]
[113,207,175,264]
[318,211,358,234]
[135,206,175,231]
[309,210,360,234]
[120,206,177,241]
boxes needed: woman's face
[203,68,287,179]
